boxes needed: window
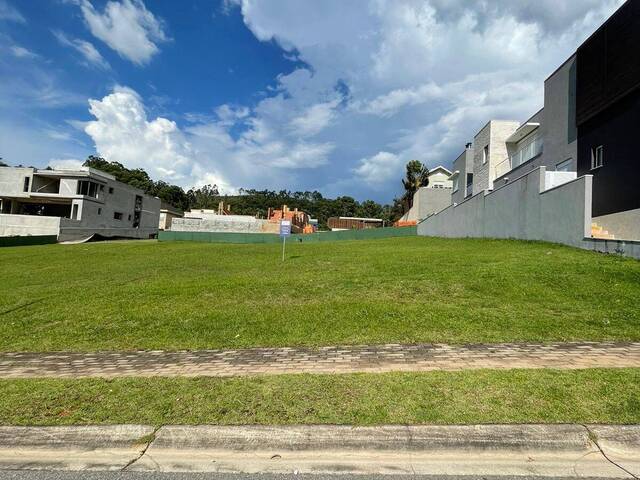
[77,180,99,198]
[108,187,114,194]
[97,208,102,215]
[99,185,104,191]
[452,176,459,192]
[128,214,132,221]
[482,145,489,164]
[591,145,604,169]
[71,204,79,220]
[465,173,473,197]
[432,182,444,189]
[114,212,123,220]
[23,177,30,192]
[556,158,573,172]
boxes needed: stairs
[591,222,615,240]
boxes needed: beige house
[399,166,453,222]
[159,203,183,230]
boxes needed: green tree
[356,199,383,219]
[83,156,154,192]
[186,184,220,209]
[151,181,190,211]
[401,160,429,212]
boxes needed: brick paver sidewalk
[1,342,639,379]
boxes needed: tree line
[82,156,411,228]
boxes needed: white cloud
[78,0,167,65]
[215,104,250,125]
[353,151,403,187]
[84,86,196,183]
[289,99,339,137]
[0,0,25,23]
[9,45,37,59]
[44,129,73,141]
[48,158,84,170]
[79,86,339,193]
[357,83,443,117]
[53,31,110,70]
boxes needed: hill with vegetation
[82,156,404,228]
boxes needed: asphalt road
[0,473,624,480]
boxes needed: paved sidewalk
[1,341,639,379]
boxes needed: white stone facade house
[0,166,160,242]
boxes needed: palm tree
[401,160,429,212]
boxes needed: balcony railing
[495,135,543,178]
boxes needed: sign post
[279,219,291,261]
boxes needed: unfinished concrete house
[0,166,160,242]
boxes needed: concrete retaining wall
[172,216,279,234]
[0,214,60,237]
[418,167,639,259]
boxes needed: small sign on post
[279,220,291,261]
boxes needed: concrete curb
[0,425,154,471]
[588,425,640,477]
[0,424,638,477]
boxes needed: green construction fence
[158,226,417,244]
[0,235,58,247]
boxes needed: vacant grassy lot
[1,237,639,351]
[1,369,638,425]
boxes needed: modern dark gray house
[575,0,640,239]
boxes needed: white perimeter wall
[419,167,592,248]
[172,215,280,234]
[0,214,60,236]
[418,167,640,259]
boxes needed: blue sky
[0,0,624,202]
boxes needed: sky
[0,0,625,202]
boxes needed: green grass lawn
[1,237,639,351]
[1,369,638,425]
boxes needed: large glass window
[77,180,100,198]
[556,158,573,172]
[465,173,473,197]
[510,133,543,169]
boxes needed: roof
[428,165,452,176]
[34,166,116,182]
[160,202,183,215]
[505,122,540,143]
[337,217,383,222]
